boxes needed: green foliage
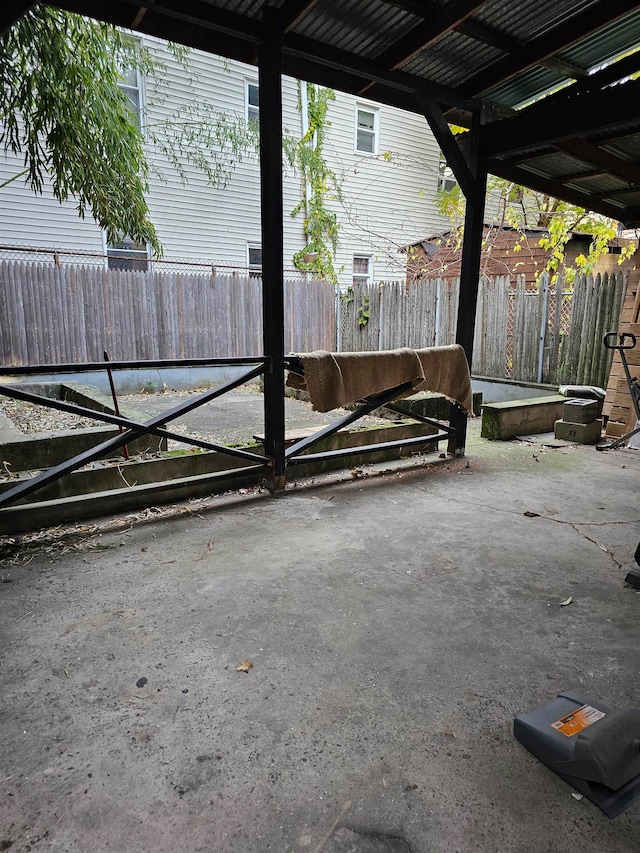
[145,104,258,189]
[1,8,260,255]
[0,6,161,253]
[357,297,371,328]
[288,83,341,282]
[435,166,635,281]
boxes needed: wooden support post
[259,8,286,490]
[450,111,487,455]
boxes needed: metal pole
[259,8,286,490]
[104,350,129,460]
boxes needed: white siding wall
[0,35,451,279]
[321,91,450,287]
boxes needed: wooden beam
[259,7,286,487]
[279,0,320,32]
[558,138,640,188]
[481,77,640,158]
[55,0,261,43]
[416,95,475,199]
[1,0,35,36]
[375,0,489,70]
[459,0,638,98]
[358,0,489,95]
[486,159,630,223]
[283,32,474,110]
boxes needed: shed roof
[7,1,640,224]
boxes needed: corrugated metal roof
[519,152,598,179]
[403,32,502,89]
[294,0,419,58]
[475,0,601,43]
[486,67,566,108]
[21,0,640,225]
[565,174,631,194]
[561,12,640,71]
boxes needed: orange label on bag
[550,704,605,737]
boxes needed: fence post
[537,272,550,384]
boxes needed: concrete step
[481,395,566,440]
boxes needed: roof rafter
[459,0,638,98]
[358,0,489,95]
[279,0,321,32]
[481,77,640,158]
[557,139,640,188]
[487,159,631,222]
[283,32,475,110]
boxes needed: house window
[107,236,149,271]
[247,244,262,276]
[118,63,143,127]
[437,153,457,192]
[246,81,259,127]
[353,255,372,287]
[355,107,378,154]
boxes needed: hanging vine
[288,83,341,282]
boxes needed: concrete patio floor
[1,427,639,852]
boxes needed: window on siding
[118,63,143,127]
[353,255,372,287]
[437,153,458,192]
[248,243,262,276]
[107,236,149,271]
[246,81,259,127]
[355,107,378,154]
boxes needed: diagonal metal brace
[285,381,416,460]
[0,383,268,465]
[0,364,268,509]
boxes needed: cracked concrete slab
[1,425,639,852]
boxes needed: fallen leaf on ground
[236,659,253,673]
[560,596,573,607]
[443,729,456,738]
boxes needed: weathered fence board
[0,261,626,388]
[0,262,335,366]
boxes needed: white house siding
[0,149,106,255]
[0,34,450,280]
[321,92,450,287]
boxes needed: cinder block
[554,418,602,444]
[563,398,600,424]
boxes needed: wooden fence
[340,271,626,387]
[0,262,335,365]
[0,261,626,389]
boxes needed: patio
[1,430,639,851]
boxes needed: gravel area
[0,398,98,433]
[0,383,387,446]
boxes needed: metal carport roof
[6,0,640,225]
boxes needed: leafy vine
[288,83,341,282]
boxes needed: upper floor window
[246,81,259,127]
[355,107,378,155]
[437,153,457,192]
[353,255,372,287]
[118,63,143,128]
